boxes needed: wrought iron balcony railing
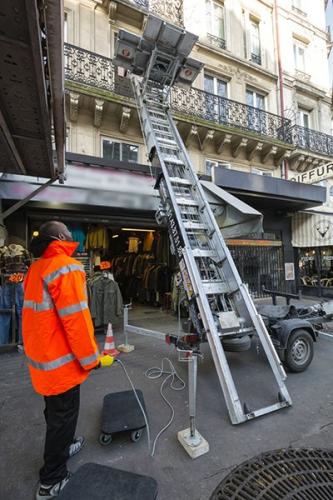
[171,87,292,143]
[64,43,133,97]
[206,33,226,50]
[64,43,293,144]
[131,0,149,8]
[292,125,333,156]
[251,52,262,65]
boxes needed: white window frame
[298,107,311,128]
[249,18,261,63]
[101,137,139,163]
[205,159,231,176]
[205,0,225,40]
[204,74,228,98]
[293,40,306,72]
[252,167,273,177]
[246,88,266,110]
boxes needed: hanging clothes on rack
[85,225,109,251]
[0,244,30,345]
[89,272,123,327]
[68,225,86,253]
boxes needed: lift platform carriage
[113,15,292,426]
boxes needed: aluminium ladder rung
[176,198,199,207]
[157,138,178,147]
[169,177,192,186]
[202,281,230,295]
[192,249,218,259]
[183,221,206,230]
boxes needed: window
[292,0,306,14]
[204,74,228,123]
[246,88,266,134]
[250,19,261,65]
[204,75,227,97]
[252,168,273,177]
[102,138,139,163]
[64,12,68,43]
[205,159,231,176]
[293,41,306,71]
[205,0,225,47]
[246,89,265,110]
[298,108,310,128]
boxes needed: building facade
[1,0,331,301]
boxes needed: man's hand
[99,354,114,367]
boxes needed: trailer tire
[222,335,251,352]
[285,329,314,373]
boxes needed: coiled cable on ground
[145,357,185,457]
[116,357,185,457]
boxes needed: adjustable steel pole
[188,353,197,438]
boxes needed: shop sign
[289,162,333,184]
[285,263,295,281]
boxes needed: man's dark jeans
[39,385,80,485]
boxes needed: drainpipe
[273,0,288,179]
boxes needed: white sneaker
[36,472,71,499]
[68,436,85,458]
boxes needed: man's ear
[58,233,66,241]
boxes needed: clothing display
[85,225,109,251]
[0,281,24,345]
[68,225,86,253]
[143,231,154,252]
[0,243,29,345]
[128,236,140,254]
[89,273,123,327]
[0,244,31,273]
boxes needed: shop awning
[292,211,333,247]
[201,180,263,238]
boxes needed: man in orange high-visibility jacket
[23,221,113,500]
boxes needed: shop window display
[299,247,333,288]
[28,219,175,332]
[0,242,30,346]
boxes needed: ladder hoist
[114,15,292,445]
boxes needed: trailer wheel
[285,329,314,373]
[130,429,143,443]
[99,433,112,446]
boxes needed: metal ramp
[114,15,292,428]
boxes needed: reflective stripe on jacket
[23,240,100,396]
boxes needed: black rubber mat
[210,448,333,499]
[101,390,146,434]
[58,463,158,500]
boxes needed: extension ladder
[114,15,292,425]
[131,78,292,424]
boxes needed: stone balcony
[102,0,184,28]
[63,43,331,169]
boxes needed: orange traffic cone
[103,323,119,357]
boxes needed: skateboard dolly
[99,389,147,446]
[58,463,158,499]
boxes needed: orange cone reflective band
[103,323,119,357]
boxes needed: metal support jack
[114,14,292,429]
[178,351,209,458]
[122,304,209,456]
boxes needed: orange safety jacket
[22,240,100,396]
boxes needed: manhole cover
[210,448,333,499]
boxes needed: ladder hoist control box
[114,14,292,426]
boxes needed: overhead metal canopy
[201,180,263,239]
[0,0,64,178]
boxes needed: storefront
[212,166,327,297]
[292,211,333,298]
[0,154,264,347]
